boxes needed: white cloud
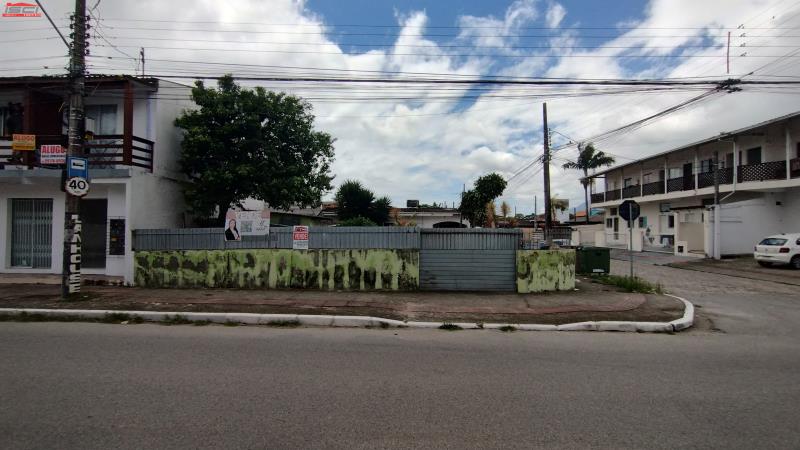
[545,2,566,28]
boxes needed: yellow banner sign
[12,134,36,151]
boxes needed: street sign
[40,144,66,164]
[65,177,90,197]
[67,156,89,179]
[619,199,641,222]
[11,134,35,151]
[292,225,310,250]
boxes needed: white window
[85,104,118,135]
[668,168,682,179]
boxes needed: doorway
[80,199,107,269]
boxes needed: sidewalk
[666,257,800,287]
[0,276,685,325]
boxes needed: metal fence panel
[133,226,420,250]
[419,228,521,250]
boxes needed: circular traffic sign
[65,176,90,197]
[619,199,640,222]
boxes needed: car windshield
[759,238,787,246]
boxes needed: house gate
[419,229,520,291]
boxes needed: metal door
[419,229,518,291]
[10,198,53,268]
[80,199,107,269]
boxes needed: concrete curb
[0,294,694,333]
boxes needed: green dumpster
[575,247,610,274]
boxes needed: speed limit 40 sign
[65,177,90,197]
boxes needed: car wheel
[757,261,772,268]
[792,256,800,270]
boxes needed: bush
[338,216,378,227]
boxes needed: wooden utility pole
[542,103,552,243]
[62,0,87,299]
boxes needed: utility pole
[542,103,552,244]
[712,149,721,260]
[533,195,537,229]
[140,47,145,76]
[62,0,87,299]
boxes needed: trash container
[575,246,610,274]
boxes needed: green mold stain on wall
[134,249,420,291]
[516,249,576,293]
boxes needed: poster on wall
[40,145,66,164]
[292,225,309,250]
[224,209,271,241]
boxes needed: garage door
[419,229,519,292]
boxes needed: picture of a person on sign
[225,218,241,241]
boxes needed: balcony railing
[737,161,786,183]
[641,181,664,196]
[666,177,684,192]
[622,185,641,199]
[591,192,605,203]
[605,189,620,201]
[0,134,154,172]
[792,158,800,179]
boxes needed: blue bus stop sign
[67,157,89,179]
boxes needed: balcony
[605,189,620,201]
[737,161,786,183]
[792,158,800,178]
[622,185,641,199]
[0,134,154,172]
[641,181,664,196]
[591,192,605,203]
[666,177,684,192]
[697,168,734,188]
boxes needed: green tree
[458,172,507,227]
[175,75,335,224]
[334,180,392,225]
[561,143,615,223]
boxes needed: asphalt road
[2,261,800,449]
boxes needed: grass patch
[192,320,211,326]
[162,315,193,325]
[223,320,240,327]
[265,320,301,328]
[498,325,517,332]
[590,275,664,294]
[438,322,463,331]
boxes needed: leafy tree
[334,179,392,225]
[458,172,507,227]
[562,142,615,223]
[175,75,335,224]
[500,201,511,220]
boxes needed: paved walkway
[0,276,683,325]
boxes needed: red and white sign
[292,225,309,250]
[2,2,41,17]
[40,144,66,164]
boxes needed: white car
[754,233,800,269]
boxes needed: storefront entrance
[80,199,107,269]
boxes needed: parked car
[754,233,800,269]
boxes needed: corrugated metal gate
[420,229,520,291]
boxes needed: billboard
[224,210,270,241]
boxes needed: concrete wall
[719,191,797,255]
[572,223,604,245]
[516,250,576,293]
[134,249,420,291]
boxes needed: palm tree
[500,201,511,223]
[562,143,615,223]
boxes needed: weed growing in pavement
[102,313,132,323]
[439,322,463,331]
[378,321,390,329]
[223,320,240,327]
[498,325,517,332]
[590,275,664,294]
[192,320,211,326]
[265,320,301,327]
[162,315,193,325]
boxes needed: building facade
[0,75,194,283]
[588,112,800,257]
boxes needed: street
[2,262,800,449]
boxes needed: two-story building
[587,111,800,257]
[0,75,194,284]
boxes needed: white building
[0,75,194,283]
[588,111,800,257]
[393,207,469,228]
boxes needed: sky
[3,0,800,213]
